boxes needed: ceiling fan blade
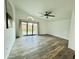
[48,15,55,17]
[48,11,52,14]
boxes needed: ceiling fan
[40,11,55,18]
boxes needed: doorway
[21,21,39,36]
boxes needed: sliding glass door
[21,22,38,36]
[21,22,27,35]
[33,23,38,34]
[28,23,32,35]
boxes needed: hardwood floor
[8,35,68,59]
[59,48,75,59]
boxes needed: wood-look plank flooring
[59,48,75,59]
[8,35,68,59]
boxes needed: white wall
[47,19,71,39]
[4,0,15,59]
[15,7,48,37]
[4,23,15,59]
[68,9,75,50]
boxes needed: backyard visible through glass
[28,23,32,35]
[22,22,27,35]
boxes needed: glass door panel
[33,23,38,34]
[21,22,27,35]
[28,23,32,35]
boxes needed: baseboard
[46,34,67,39]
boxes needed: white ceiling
[11,0,74,20]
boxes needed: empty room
[4,0,75,59]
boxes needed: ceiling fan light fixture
[40,11,55,19]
